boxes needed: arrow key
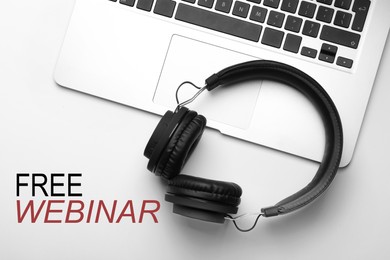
[319,43,338,63]
[301,46,318,59]
[336,56,353,68]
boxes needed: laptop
[54,0,390,167]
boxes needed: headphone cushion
[167,175,242,206]
[156,112,206,179]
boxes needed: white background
[1,1,390,259]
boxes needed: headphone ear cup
[155,112,206,179]
[165,175,242,223]
[144,110,174,160]
[144,108,188,174]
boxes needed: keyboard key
[247,0,261,3]
[263,0,280,9]
[183,0,196,3]
[215,0,233,13]
[322,43,338,55]
[267,10,285,28]
[232,1,250,18]
[281,0,299,14]
[317,0,332,5]
[336,56,353,68]
[352,0,370,32]
[175,3,262,42]
[319,43,337,63]
[283,33,302,53]
[320,25,360,48]
[316,6,334,23]
[334,11,352,28]
[302,21,320,37]
[137,0,154,11]
[319,53,335,63]
[250,6,268,23]
[198,0,215,8]
[261,27,284,48]
[285,15,302,33]
[119,0,135,6]
[301,47,317,58]
[334,0,352,10]
[154,0,176,18]
[298,1,316,18]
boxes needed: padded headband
[205,60,343,217]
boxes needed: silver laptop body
[54,0,390,167]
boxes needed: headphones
[144,60,343,231]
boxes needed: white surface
[1,1,390,259]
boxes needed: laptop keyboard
[109,0,371,69]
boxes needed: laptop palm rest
[154,35,261,130]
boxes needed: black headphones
[144,60,343,230]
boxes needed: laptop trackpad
[153,35,260,129]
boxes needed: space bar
[175,4,262,42]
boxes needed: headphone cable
[225,213,263,232]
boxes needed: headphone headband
[205,60,343,217]
[144,60,343,228]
